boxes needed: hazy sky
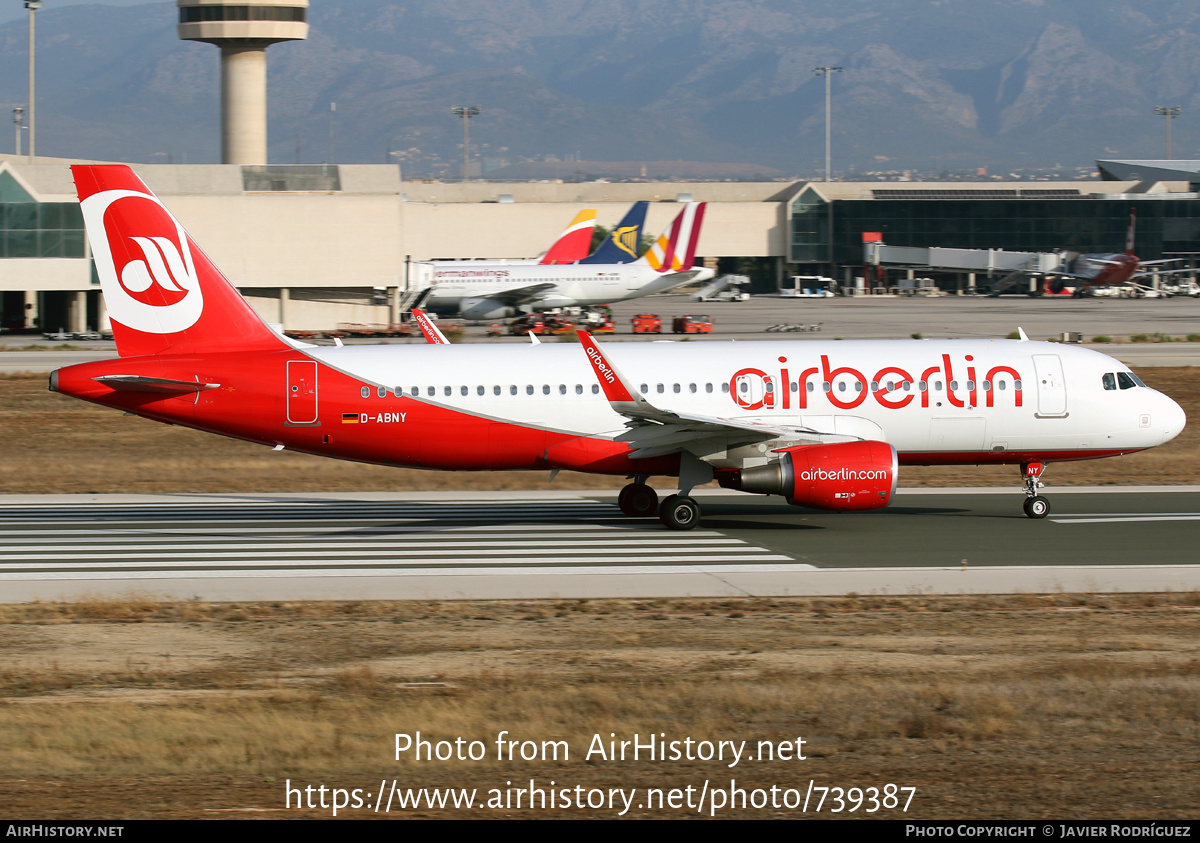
[0,1,159,25]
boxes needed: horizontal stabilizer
[93,375,221,394]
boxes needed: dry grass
[1,368,1198,493]
[2,595,1200,817]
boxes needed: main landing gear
[618,454,713,531]
[618,479,702,530]
[1021,461,1050,519]
[617,479,658,517]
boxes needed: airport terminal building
[2,155,1198,333]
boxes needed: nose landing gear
[1021,461,1050,519]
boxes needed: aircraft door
[287,360,318,424]
[1032,354,1068,417]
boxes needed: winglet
[576,330,638,404]
[411,308,449,344]
[1016,327,1029,341]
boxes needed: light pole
[1154,105,1181,159]
[12,106,24,157]
[26,1,41,164]
[813,66,842,182]
[451,105,480,182]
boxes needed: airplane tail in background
[1125,208,1137,255]
[642,202,707,274]
[579,201,649,265]
[538,209,597,265]
[72,165,286,358]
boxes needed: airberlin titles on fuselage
[728,353,1023,412]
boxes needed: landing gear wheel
[659,494,701,531]
[618,483,659,517]
[1023,496,1050,519]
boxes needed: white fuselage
[307,339,1184,468]
[422,261,712,313]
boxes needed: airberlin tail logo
[81,189,203,335]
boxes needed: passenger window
[559,384,567,395]
[721,383,730,393]
[822,382,831,392]
[427,386,435,396]
[461,386,469,396]
[526,385,534,395]
[657,384,665,394]
[411,387,419,397]
[477,386,485,396]
[919,381,927,392]
[983,380,991,391]
[706,383,714,393]
[360,386,370,399]
[673,384,681,393]
[444,386,452,397]
[576,384,583,394]
[543,385,551,395]
[870,381,879,392]
[592,384,600,394]
[377,386,387,398]
[510,385,517,395]
[689,383,697,393]
[1014,380,1022,390]
[1102,373,1117,390]
[641,384,649,394]
[494,385,501,395]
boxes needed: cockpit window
[1102,373,1117,391]
[1117,372,1139,390]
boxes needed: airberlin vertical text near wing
[575,330,800,459]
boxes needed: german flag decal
[342,413,361,424]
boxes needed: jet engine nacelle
[737,440,898,511]
[459,298,516,320]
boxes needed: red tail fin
[73,165,286,358]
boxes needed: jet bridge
[862,242,1066,295]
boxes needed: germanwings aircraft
[51,166,1185,530]
[423,200,714,320]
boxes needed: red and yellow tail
[539,208,596,264]
[73,165,286,358]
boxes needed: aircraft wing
[575,330,820,458]
[486,283,557,306]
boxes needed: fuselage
[423,261,711,315]
[51,339,1185,476]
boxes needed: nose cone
[1160,393,1186,444]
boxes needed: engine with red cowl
[729,440,898,511]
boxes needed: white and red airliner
[51,166,1186,530]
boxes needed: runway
[2,489,1198,603]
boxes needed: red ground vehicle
[632,313,662,333]
[673,314,713,334]
[509,312,576,336]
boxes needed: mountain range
[0,0,1197,178]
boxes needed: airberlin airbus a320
[51,166,1185,530]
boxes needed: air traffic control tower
[177,1,309,165]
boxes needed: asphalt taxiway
[2,489,1197,603]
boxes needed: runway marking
[0,499,798,581]
[1051,514,1200,524]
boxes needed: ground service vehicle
[632,313,661,333]
[673,315,713,334]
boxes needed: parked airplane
[51,166,1185,530]
[423,201,713,320]
[1047,209,1186,295]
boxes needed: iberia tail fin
[72,165,287,358]
[539,209,597,264]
